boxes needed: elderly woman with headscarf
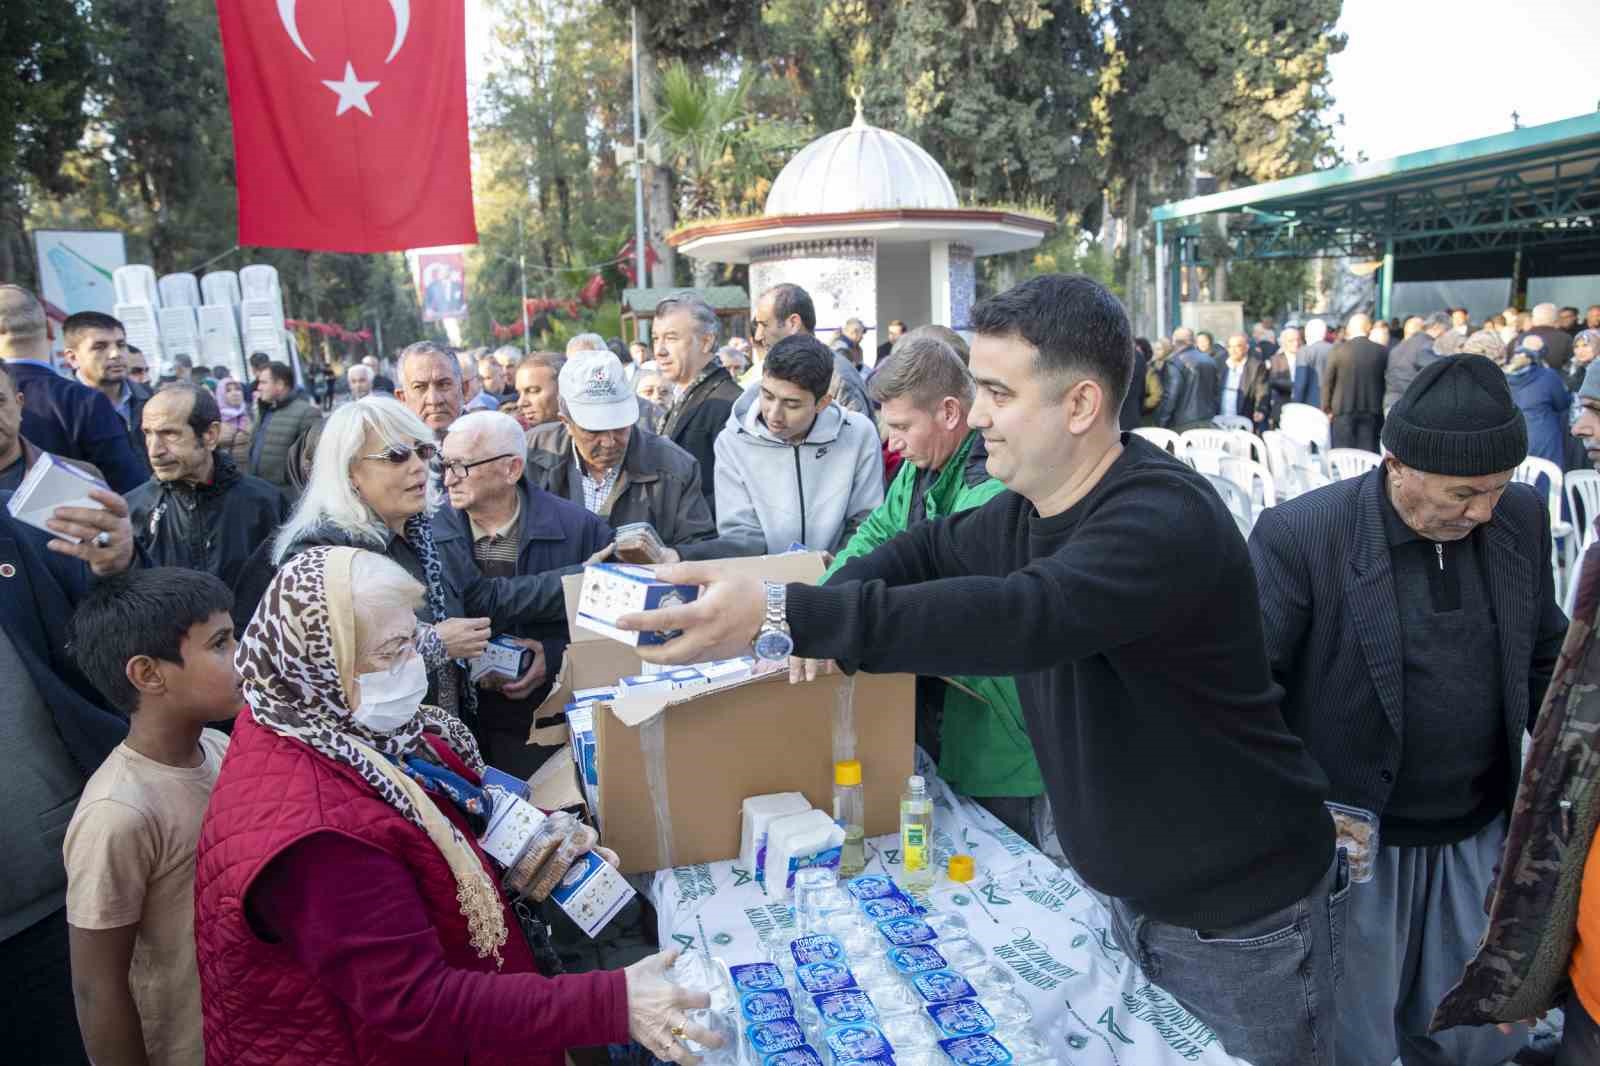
[214,377,254,468]
[195,547,717,1065]
[230,396,566,717]
[1566,329,1600,395]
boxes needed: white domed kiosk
[670,104,1052,359]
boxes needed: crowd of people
[5,268,1600,1065]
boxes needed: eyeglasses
[359,441,438,465]
[441,453,514,480]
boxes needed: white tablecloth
[643,766,1247,1066]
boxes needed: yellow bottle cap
[834,759,862,786]
[947,855,976,882]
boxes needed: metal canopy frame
[1148,112,1600,328]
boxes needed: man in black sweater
[622,274,1342,1066]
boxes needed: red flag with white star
[215,0,477,252]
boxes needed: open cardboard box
[532,552,915,874]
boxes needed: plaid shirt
[576,445,621,514]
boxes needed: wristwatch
[752,581,795,661]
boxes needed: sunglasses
[359,441,438,465]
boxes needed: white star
[321,62,379,117]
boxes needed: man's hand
[499,639,548,700]
[46,489,134,576]
[788,657,837,684]
[616,562,766,666]
[587,542,615,565]
[435,617,491,660]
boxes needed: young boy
[63,568,241,1066]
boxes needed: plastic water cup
[822,910,881,956]
[857,975,921,1017]
[894,1050,946,1066]
[994,1025,1049,1061]
[963,963,1016,993]
[672,952,736,1011]
[986,991,1034,1027]
[849,955,898,984]
[793,867,839,926]
[923,911,970,937]
[935,936,988,970]
[764,937,800,980]
[684,1008,739,1064]
[879,1012,939,1049]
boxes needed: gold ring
[670,1025,686,1039]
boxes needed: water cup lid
[835,759,862,786]
[947,855,975,882]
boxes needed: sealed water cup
[933,936,986,970]
[962,964,1016,994]
[984,991,1034,1027]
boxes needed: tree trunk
[635,10,677,288]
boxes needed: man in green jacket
[824,334,1047,845]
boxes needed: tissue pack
[763,809,846,896]
[740,792,811,884]
[575,563,698,646]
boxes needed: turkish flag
[215,0,476,252]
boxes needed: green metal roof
[1151,112,1600,263]
[621,286,750,313]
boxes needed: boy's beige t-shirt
[64,729,230,1066]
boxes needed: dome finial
[851,89,866,129]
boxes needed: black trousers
[1331,412,1383,452]
[0,907,89,1064]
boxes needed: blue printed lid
[926,999,996,1037]
[796,960,858,994]
[740,990,797,1024]
[813,989,879,1027]
[824,1023,893,1062]
[730,962,787,993]
[861,896,920,921]
[762,1048,824,1066]
[844,875,901,900]
[877,917,939,947]
[790,934,846,966]
[886,945,949,975]
[747,1019,807,1056]
[938,1034,1014,1066]
[910,970,978,1005]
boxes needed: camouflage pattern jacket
[1433,539,1600,1031]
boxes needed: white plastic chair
[1221,456,1278,513]
[1212,414,1254,433]
[1227,430,1269,468]
[1278,403,1331,462]
[1261,431,1298,492]
[1326,448,1383,481]
[1285,463,1331,497]
[1182,448,1229,476]
[1513,457,1570,596]
[1181,428,1239,455]
[1566,470,1600,545]
[1131,427,1181,455]
[1205,473,1255,537]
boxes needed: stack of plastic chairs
[112,265,163,363]
[157,273,203,372]
[1325,449,1383,481]
[239,265,288,362]
[198,270,245,380]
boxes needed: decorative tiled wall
[750,239,879,353]
[948,244,976,330]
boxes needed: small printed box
[566,706,598,789]
[571,687,618,704]
[878,917,939,947]
[699,657,756,684]
[796,960,857,995]
[480,766,531,800]
[618,674,677,698]
[813,989,878,1028]
[576,563,699,646]
[910,970,976,1005]
[823,1023,892,1063]
[468,636,532,683]
[663,667,707,688]
[746,1019,807,1058]
[938,1035,1013,1066]
[547,851,637,938]
[477,789,549,867]
[789,934,846,966]
[925,1000,995,1038]
[730,963,788,995]
[739,990,797,1024]
[886,945,949,975]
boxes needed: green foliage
[1225,258,1312,323]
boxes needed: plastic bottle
[833,760,866,878]
[899,775,934,891]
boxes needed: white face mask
[352,653,428,733]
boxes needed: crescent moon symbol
[276,0,315,62]
[386,0,410,63]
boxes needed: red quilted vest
[194,712,540,1065]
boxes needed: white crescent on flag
[275,0,411,64]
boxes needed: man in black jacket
[127,384,288,590]
[1155,326,1221,429]
[619,274,1343,1066]
[654,291,743,519]
[63,311,152,480]
[1250,355,1566,1066]
[1383,311,1450,413]
[1323,312,1388,450]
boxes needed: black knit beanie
[1380,354,1527,476]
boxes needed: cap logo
[580,364,625,402]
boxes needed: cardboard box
[536,552,915,874]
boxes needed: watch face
[754,629,795,662]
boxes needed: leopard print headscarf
[237,546,506,964]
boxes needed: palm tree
[652,62,751,287]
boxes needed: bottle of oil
[899,775,934,891]
[833,760,866,878]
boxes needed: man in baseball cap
[1251,353,1565,1066]
[524,350,716,556]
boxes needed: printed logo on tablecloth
[1020,872,1082,913]
[982,822,1032,858]
[1069,917,1125,972]
[991,928,1080,990]
[1121,984,1218,1061]
[1061,998,1123,1064]
[743,902,797,945]
[672,863,718,904]
[1098,1006,1135,1044]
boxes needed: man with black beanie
[1250,353,1567,1066]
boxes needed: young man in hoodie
[710,333,884,557]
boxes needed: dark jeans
[1106,855,1348,1066]
[0,907,89,1065]
[1559,996,1600,1066]
[1331,412,1383,452]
